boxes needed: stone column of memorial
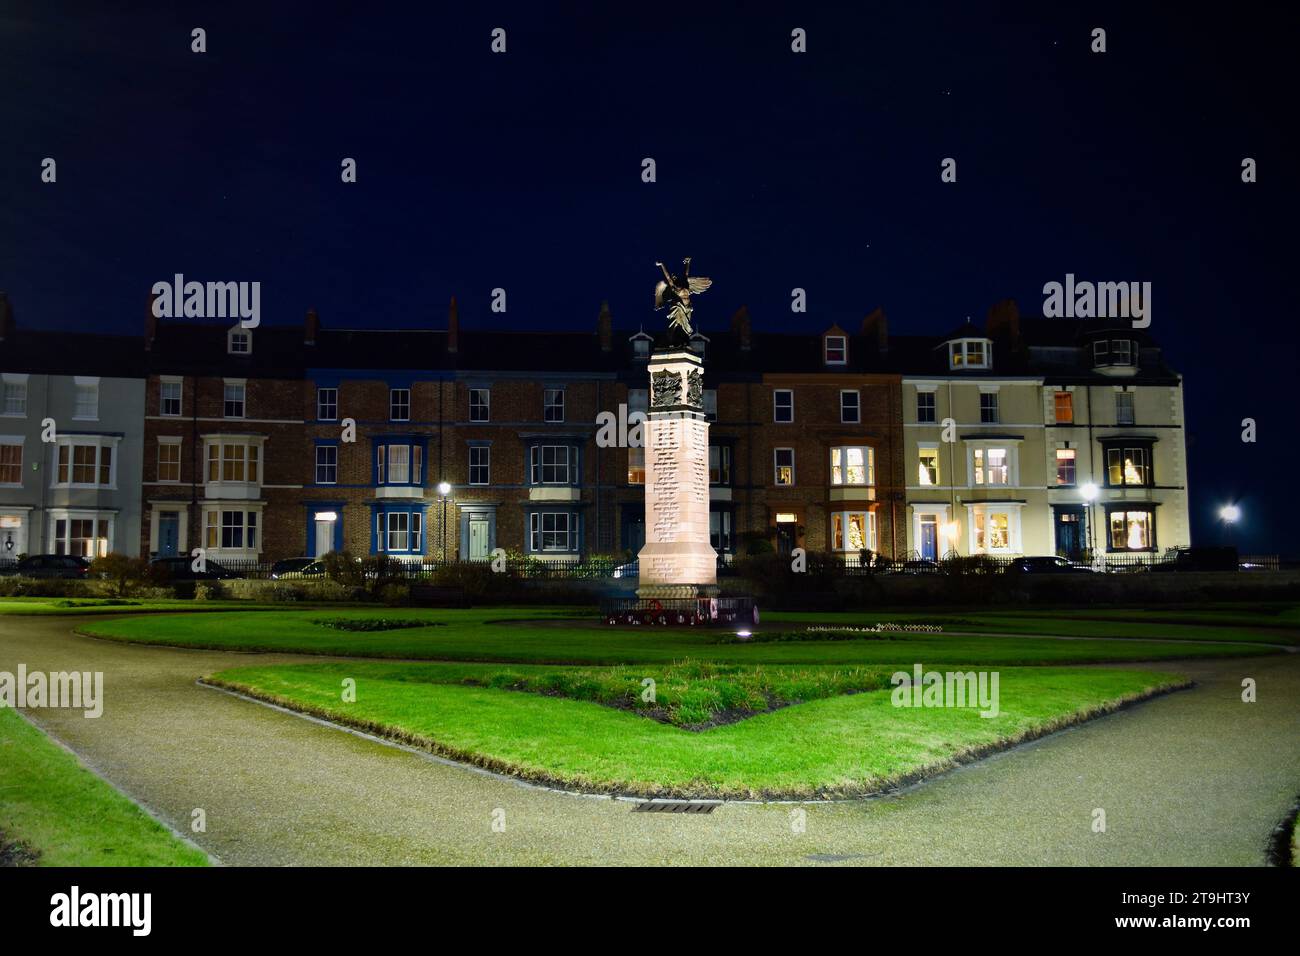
[636,348,719,601]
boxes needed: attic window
[689,333,708,357]
[948,338,991,370]
[824,335,847,365]
[228,327,252,355]
[629,331,653,359]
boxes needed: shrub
[90,553,154,598]
[194,582,224,601]
[379,582,410,606]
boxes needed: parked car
[1004,556,1097,574]
[1149,547,1239,572]
[149,556,239,581]
[270,557,325,580]
[0,555,91,579]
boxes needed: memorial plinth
[636,348,718,599]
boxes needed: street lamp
[437,481,453,563]
[1081,482,1099,561]
[1219,503,1241,548]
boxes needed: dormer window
[227,326,252,355]
[1093,339,1138,368]
[824,335,847,365]
[948,338,991,370]
[689,332,709,358]
[629,331,654,359]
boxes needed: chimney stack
[446,296,459,353]
[144,292,159,350]
[597,300,612,352]
[304,307,320,345]
[861,307,889,352]
[730,305,752,351]
[0,293,12,343]
[986,298,1021,349]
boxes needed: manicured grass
[0,709,209,866]
[79,607,1285,664]
[206,662,1188,798]
[0,597,307,616]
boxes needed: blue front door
[919,517,938,560]
[158,512,180,556]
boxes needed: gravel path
[2,615,1297,865]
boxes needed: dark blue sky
[2,2,1296,552]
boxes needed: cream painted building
[900,311,1191,561]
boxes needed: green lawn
[207,661,1188,798]
[0,708,209,866]
[0,597,305,616]
[78,607,1288,664]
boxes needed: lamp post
[1081,482,1099,564]
[437,481,452,563]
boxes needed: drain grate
[633,801,719,814]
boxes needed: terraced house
[0,292,1192,566]
[899,301,1190,561]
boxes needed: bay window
[1108,508,1155,551]
[709,445,732,485]
[374,440,424,486]
[972,446,1010,485]
[528,511,579,553]
[1105,445,1152,487]
[54,438,116,488]
[830,446,873,486]
[831,511,874,552]
[50,513,112,557]
[530,444,573,485]
[203,508,259,552]
[372,506,425,555]
[206,441,260,483]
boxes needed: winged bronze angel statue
[654,257,712,340]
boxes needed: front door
[314,519,334,557]
[919,516,938,560]
[158,512,180,557]
[1054,509,1083,560]
[468,515,491,560]
[775,521,796,555]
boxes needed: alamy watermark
[0,666,103,718]
[1042,273,1151,328]
[150,274,260,327]
[890,664,1000,718]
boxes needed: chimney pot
[730,305,752,351]
[304,307,320,345]
[597,301,612,352]
[447,296,459,353]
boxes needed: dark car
[149,556,239,581]
[270,557,325,580]
[1149,547,1239,573]
[0,555,92,579]
[1005,556,1097,574]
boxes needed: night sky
[2,2,1296,553]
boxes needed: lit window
[774,448,795,485]
[824,335,847,365]
[158,441,181,482]
[1055,449,1076,486]
[840,390,860,423]
[974,511,1011,551]
[949,340,991,370]
[1054,391,1073,424]
[973,447,1009,485]
[831,511,874,552]
[1109,510,1153,550]
[55,440,114,487]
[0,443,22,484]
[52,516,111,557]
[829,446,873,486]
[918,448,939,486]
[1106,446,1149,487]
[206,441,259,483]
